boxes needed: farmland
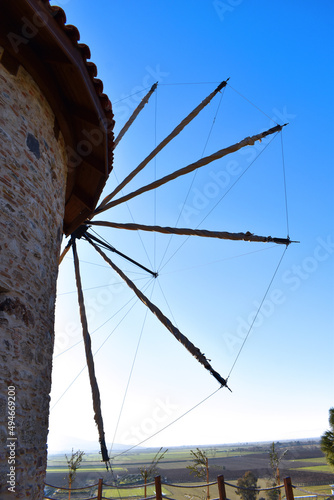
[46,440,334,499]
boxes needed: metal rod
[84,231,158,277]
[86,235,230,389]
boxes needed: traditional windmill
[0,1,295,498]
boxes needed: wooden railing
[44,475,333,500]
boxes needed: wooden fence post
[97,477,103,500]
[155,475,162,500]
[217,475,227,500]
[284,477,294,500]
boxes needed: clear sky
[48,0,334,455]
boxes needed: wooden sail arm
[85,235,230,389]
[87,221,295,246]
[114,82,158,149]
[97,83,158,211]
[72,239,110,465]
[94,79,230,212]
[94,123,286,214]
[59,239,73,265]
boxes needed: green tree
[139,447,168,498]
[65,449,85,500]
[187,448,210,500]
[320,407,334,469]
[236,471,259,500]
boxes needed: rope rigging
[94,123,287,214]
[95,79,230,213]
[157,129,285,273]
[55,79,297,461]
[158,86,227,271]
[109,281,156,456]
[87,220,295,246]
[51,278,155,407]
[85,233,231,389]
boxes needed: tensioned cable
[88,227,155,276]
[110,385,223,459]
[51,279,155,409]
[109,170,155,272]
[110,280,156,455]
[281,131,290,237]
[154,86,158,270]
[227,82,279,125]
[197,132,280,226]
[57,277,149,296]
[227,245,288,379]
[158,87,226,271]
[159,244,281,277]
[159,131,280,272]
[160,82,220,86]
[63,256,111,269]
[95,80,230,214]
[113,86,152,105]
[54,282,150,359]
[156,278,179,328]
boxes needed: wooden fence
[44,475,333,500]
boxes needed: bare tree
[268,442,287,500]
[187,448,210,500]
[139,447,168,498]
[65,449,85,500]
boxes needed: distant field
[47,440,333,497]
[294,465,333,473]
[46,466,126,473]
[290,457,327,465]
[294,484,334,497]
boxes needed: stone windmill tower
[0,1,114,497]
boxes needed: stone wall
[0,47,68,498]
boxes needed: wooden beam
[0,49,20,75]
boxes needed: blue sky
[48,1,334,454]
